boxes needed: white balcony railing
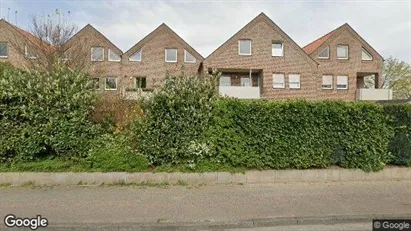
[356,88,393,101]
[219,86,261,99]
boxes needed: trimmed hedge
[384,104,411,166]
[205,99,394,172]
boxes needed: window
[337,45,348,59]
[108,49,121,62]
[129,50,141,61]
[93,78,100,90]
[362,47,373,61]
[0,42,8,58]
[241,77,251,87]
[318,46,329,59]
[336,75,348,89]
[238,40,251,55]
[289,74,301,89]
[25,46,37,59]
[135,77,147,89]
[184,50,196,63]
[273,73,285,89]
[91,47,104,61]
[219,76,231,86]
[272,42,283,57]
[105,77,117,90]
[165,48,177,62]
[322,75,333,89]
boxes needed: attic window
[362,47,373,61]
[129,50,141,62]
[318,46,329,59]
[238,40,251,55]
[165,48,177,62]
[0,42,8,58]
[184,50,196,63]
[25,46,37,59]
[91,47,104,61]
[108,49,121,62]
[272,42,283,57]
[337,45,348,59]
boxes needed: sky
[1,0,410,63]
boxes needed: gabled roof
[123,23,204,60]
[205,12,318,66]
[0,19,51,49]
[303,23,384,60]
[65,24,123,54]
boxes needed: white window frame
[240,77,252,87]
[361,47,373,61]
[238,40,252,56]
[273,73,285,89]
[108,49,121,62]
[91,47,104,62]
[288,74,301,89]
[134,76,147,89]
[184,50,196,63]
[25,46,37,59]
[129,50,142,62]
[336,75,349,90]
[0,42,8,58]
[272,42,284,57]
[322,75,333,90]
[318,46,329,59]
[165,48,177,63]
[219,76,231,87]
[105,77,117,91]
[337,45,349,60]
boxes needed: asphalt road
[0,180,410,230]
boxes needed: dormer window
[238,40,251,55]
[129,50,142,62]
[272,42,283,57]
[337,45,348,59]
[361,47,373,61]
[108,49,121,62]
[318,46,329,59]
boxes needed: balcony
[219,86,261,99]
[356,89,393,101]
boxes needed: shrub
[0,63,99,162]
[206,99,393,171]
[131,74,219,166]
[87,134,150,172]
[384,104,411,166]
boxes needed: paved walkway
[0,180,410,230]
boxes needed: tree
[366,56,411,99]
[10,9,89,71]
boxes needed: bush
[0,63,99,162]
[384,104,411,166]
[206,99,393,171]
[87,134,150,172]
[131,74,219,167]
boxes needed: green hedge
[0,63,99,162]
[384,104,411,166]
[205,99,394,172]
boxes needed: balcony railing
[219,86,261,99]
[356,88,393,101]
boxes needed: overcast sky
[1,0,410,63]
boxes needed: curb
[0,166,410,186]
[44,214,411,230]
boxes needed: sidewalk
[0,180,410,230]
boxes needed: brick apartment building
[0,13,392,101]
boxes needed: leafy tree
[366,56,411,99]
